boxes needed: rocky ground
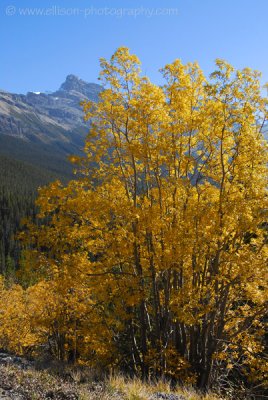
[0,352,222,400]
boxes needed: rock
[59,75,102,102]
[45,390,78,399]
[150,393,187,400]
[0,352,33,370]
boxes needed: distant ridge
[0,75,102,151]
[0,74,103,179]
[0,75,102,272]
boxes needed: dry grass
[0,362,226,400]
[108,375,224,400]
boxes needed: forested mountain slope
[0,74,101,272]
[0,154,71,273]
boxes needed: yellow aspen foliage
[1,48,267,390]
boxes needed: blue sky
[1,0,268,93]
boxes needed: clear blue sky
[1,0,268,94]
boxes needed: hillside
[0,153,71,274]
[0,75,101,272]
[0,75,102,146]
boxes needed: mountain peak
[66,74,80,80]
[59,75,85,92]
[58,75,102,100]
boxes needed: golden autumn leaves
[0,48,268,389]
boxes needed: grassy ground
[0,362,225,400]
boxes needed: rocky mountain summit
[59,74,101,101]
[0,75,103,181]
[0,76,102,152]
